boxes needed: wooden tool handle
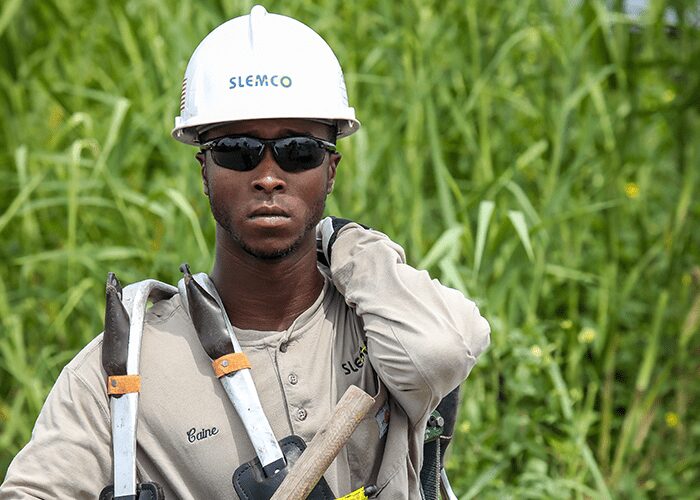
[271,385,375,500]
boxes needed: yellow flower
[624,182,640,199]
[665,412,679,428]
[530,345,542,358]
[578,327,597,344]
[459,421,471,433]
[560,319,573,330]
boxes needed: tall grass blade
[0,0,21,38]
[417,226,463,271]
[507,210,534,261]
[474,200,494,277]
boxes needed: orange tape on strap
[212,353,251,378]
[107,375,141,395]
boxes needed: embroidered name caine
[342,343,367,375]
[229,75,292,89]
[187,426,219,443]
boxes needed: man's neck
[209,232,325,332]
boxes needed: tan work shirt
[1,225,490,499]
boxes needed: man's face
[198,118,340,261]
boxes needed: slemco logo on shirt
[342,343,367,375]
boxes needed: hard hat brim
[173,114,360,146]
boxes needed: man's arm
[323,221,490,426]
[0,359,112,499]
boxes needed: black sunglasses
[200,135,337,173]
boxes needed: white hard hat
[173,5,360,145]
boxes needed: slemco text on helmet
[229,74,293,89]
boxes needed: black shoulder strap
[435,385,460,467]
[420,385,461,500]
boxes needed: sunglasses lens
[273,137,327,172]
[209,137,264,171]
[206,136,330,172]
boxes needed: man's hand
[316,216,369,267]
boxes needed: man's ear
[326,152,341,194]
[196,152,209,196]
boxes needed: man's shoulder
[144,291,186,327]
[65,333,104,379]
[65,291,187,381]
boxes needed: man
[0,5,489,499]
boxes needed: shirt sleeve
[0,365,112,499]
[329,223,491,426]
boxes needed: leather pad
[99,481,165,500]
[233,435,335,500]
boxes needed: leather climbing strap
[212,352,252,378]
[107,375,141,395]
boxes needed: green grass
[1,0,699,497]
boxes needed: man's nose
[252,148,286,193]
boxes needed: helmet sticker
[180,78,187,112]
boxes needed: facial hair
[208,194,326,261]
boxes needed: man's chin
[236,232,309,261]
[241,243,298,261]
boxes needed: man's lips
[248,206,290,219]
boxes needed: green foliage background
[1,0,699,497]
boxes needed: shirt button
[279,342,288,353]
[288,373,298,385]
[297,408,307,421]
